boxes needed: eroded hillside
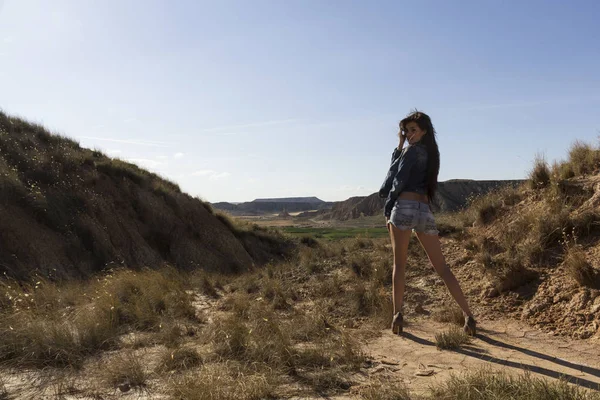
[0,112,293,280]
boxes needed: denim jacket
[378,143,428,218]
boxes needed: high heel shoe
[464,315,477,336]
[391,312,403,335]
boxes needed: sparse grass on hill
[553,140,600,180]
[529,154,551,189]
[0,111,293,281]
[564,244,600,289]
[457,184,525,227]
[477,250,539,294]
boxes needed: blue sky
[1,1,599,203]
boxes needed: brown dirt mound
[0,111,293,281]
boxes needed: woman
[379,110,476,336]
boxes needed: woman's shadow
[399,330,600,391]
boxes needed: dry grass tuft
[564,245,600,289]
[359,376,412,400]
[168,364,275,400]
[157,347,203,372]
[459,184,524,227]
[352,282,392,323]
[261,278,296,310]
[529,154,551,189]
[298,367,352,393]
[351,236,374,250]
[477,251,538,293]
[103,351,148,389]
[156,323,185,348]
[92,268,197,331]
[219,291,253,318]
[211,310,297,373]
[0,306,118,368]
[566,140,600,177]
[430,368,600,400]
[434,326,470,350]
[312,274,344,298]
[349,253,373,278]
[0,267,198,368]
[299,246,325,274]
[290,311,337,342]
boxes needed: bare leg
[416,232,473,317]
[388,223,412,315]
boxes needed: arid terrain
[1,112,600,399]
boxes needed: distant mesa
[212,197,332,216]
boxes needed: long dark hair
[399,110,440,202]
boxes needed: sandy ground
[3,230,600,399]
[287,317,600,399]
[361,317,600,397]
[3,313,600,399]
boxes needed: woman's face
[404,121,426,144]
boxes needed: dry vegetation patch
[168,364,275,400]
[564,245,600,289]
[430,369,600,400]
[102,351,148,390]
[434,326,470,350]
[156,346,203,373]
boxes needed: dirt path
[361,316,600,397]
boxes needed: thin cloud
[191,169,231,180]
[200,118,299,133]
[210,172,231,180]
[79,136,173,148]
[191,169,215,176]
[174,152,185,159]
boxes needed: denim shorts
[388,199,439,235]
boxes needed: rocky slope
[453,175,600,339]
